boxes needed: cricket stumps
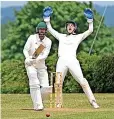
[49,72,63,108]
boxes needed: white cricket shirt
[46,22,93,59]
[23,34,52,68]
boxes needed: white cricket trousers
[26,66,49,110]
[56,57,96,103]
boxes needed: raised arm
[46,22,61,40]
[81,8,94,41]
[81,20,93,40]
[43,6,61,40]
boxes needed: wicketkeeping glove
[43,6,53,18]
[84,8,93,19]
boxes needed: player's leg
[26,66,43,110]
[37,68,52,99]
[38,68,49,87]
[68,59,99,108]
[56,58,68,83]
[55,58,68,108]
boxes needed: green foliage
[1,60,29,93]
[93,54,114,93]
[2,1,113,61]
[1,53,114,93]
[110,27,114,37]
[46,52,58,72]
[1,24,9,40]
[92,26,114,54]
[78,52,114,93]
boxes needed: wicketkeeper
[43,7,99,109]
[23,22,52,111]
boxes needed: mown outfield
[1,94,114,119]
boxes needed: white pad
[30,84,43,110]
[41,86,53,99]
[80,78,96,103]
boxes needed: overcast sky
[1,1,114,8]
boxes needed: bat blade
[32,44,45,59]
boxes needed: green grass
[1,93,114,119]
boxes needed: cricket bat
[32,44,45,59]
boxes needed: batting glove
[84,8,93,23]
[25,57,34,66]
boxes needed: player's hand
[43,6,53,22]
[43,6,53,18]
[84,8,93,23]
[84,8,93,19]
[25,57,34,66]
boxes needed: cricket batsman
[43,7,99,109]
[23,22,52,111]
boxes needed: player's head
[36,22,47,40]
[66,20,77,34]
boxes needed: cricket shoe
[34,108,44,111]
[91,100,100,109]
[34,104,44,111]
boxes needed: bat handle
[32,56,36,59]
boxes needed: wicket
[49,72,63,108]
